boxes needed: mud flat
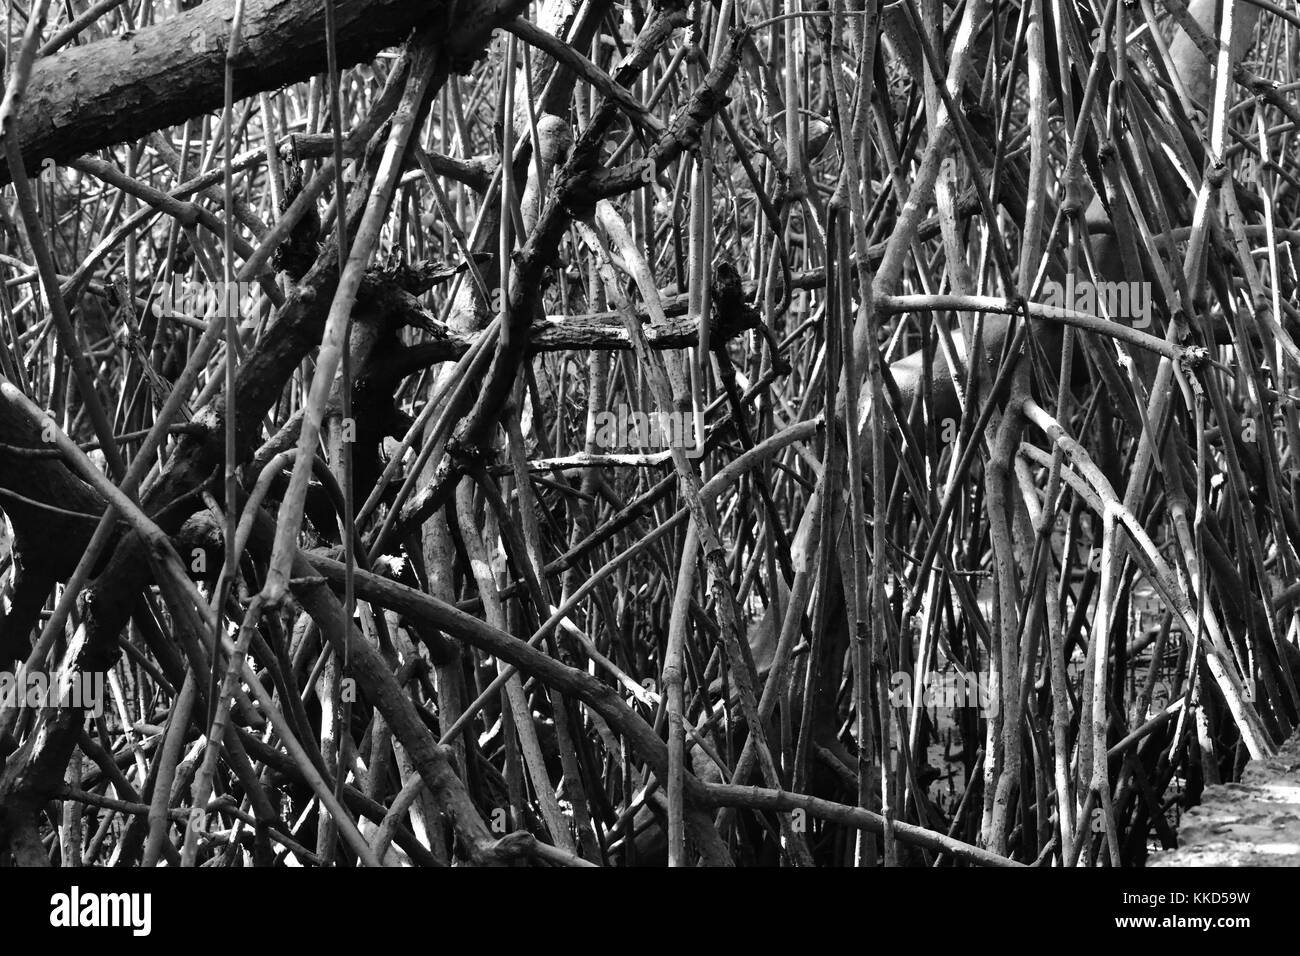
[1150,733,1300,866]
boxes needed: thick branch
[2,0,525,182]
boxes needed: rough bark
[2,0,526,184]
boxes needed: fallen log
[2,0,525,184]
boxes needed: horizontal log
[3,0,525,184]
[363,307,763,384]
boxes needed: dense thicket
[0,0,1295,867]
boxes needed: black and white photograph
[0,0,1291,933]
